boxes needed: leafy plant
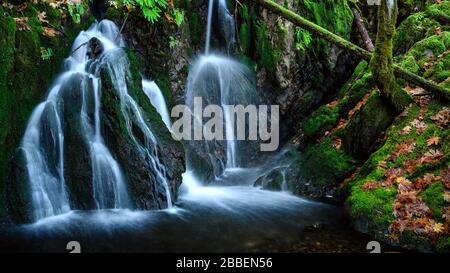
[40,47,53,61]
[169,35,176,49]
[295,28,312,51]
[118,0,168,23]
[67,2,85,24]
[173,8,184,27]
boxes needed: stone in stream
[87,37,104,59]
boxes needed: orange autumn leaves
[3,2,62,37]
[389,169,449,243]
[360,89,449,243]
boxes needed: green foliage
[173,8,184,26]
[297,138,356,186]
[295,28,312,52]
[119,0,168,23]
[255,20,280,74]
[169,35,176,49]
[437,236,450,253]
[302,105,339,138]
[420,182,444,219]
[67,2,85,24]
[187,11,201,45]
[40,47,53,61]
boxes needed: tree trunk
[370,0,412,112]
[248,0,450,102]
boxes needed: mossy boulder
[97,49,185,209]
[342,92,397,160]
[287,137,356,201]
[0,2,93,221]
[346,98,450,252]
[255,169,284,191]
[394,12,440,54]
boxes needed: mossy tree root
[249,0,450,102]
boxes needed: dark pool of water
[0,185,400,253]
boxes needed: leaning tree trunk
[370,0,412,112]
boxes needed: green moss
[423,53,450,82]
[255,20,279,74]
[420,182,444,219]
[0,7,17,197]
[296,137,356,186]
[397,230,433,252]
[400,55,421,74]
[187,11,202,46]
[408,32,450,68]
[342,92,396,160]
[348,186,396,229]
[302,105,339,138]
[437,236,450,253]
[425,1,450,21]
[394,12,439,54]
[238,4,251,54]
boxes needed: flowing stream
[0,1,388,253]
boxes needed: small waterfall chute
[142,80,172,130]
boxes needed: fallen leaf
[432,222,444,234]
[405,85,425,96]
[426,136,441,146]
[326,100,339,109]
[332,137,342,150]
[430,107,449,128]
[362,181,380,190]
[403,159,417,174]
[399,125,411,135]
[42,27,59,37]
[410,119,427,134]
[37,11,48,24]
[14,17,30,31]
[424,149,444,160]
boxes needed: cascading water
[218,0,236,53]
[21,85,70,220]
[102,51,173,208]
[185,0,266,180]
[20,19,173,221]
[142,80,172,129]
[0,2,370,254]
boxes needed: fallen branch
[249,0,450,101]
[71,42,88,55]
[116,13,129,42]
[351,8,374,52]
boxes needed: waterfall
[184,0,264,182]
[205,0,236,55]
[142,80,172,129]
[205,0,214,54]
[218,0,236,53]
[21,86,70,220]
[186,55,260,174]
[21,19,174,221]
[387,0,394,18]
[101,51,173,208]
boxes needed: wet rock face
[96,50,185,210]
[87,37,104,59]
